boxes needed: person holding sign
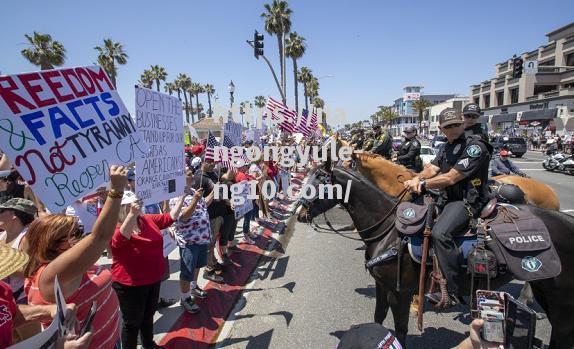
[24,165,128,349]
[110,191,186,349]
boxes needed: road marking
[521,169,545,171]
[562,209,574,213]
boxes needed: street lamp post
[228,81,235,122]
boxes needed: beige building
[427,97,470,134]
[192,116,223,139]
[469,22,574,134]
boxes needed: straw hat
[0,243,30,280]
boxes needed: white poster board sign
[0,66,148,213]
[233,181,254,219]
[162,228,177,257]
[135,86,185,204]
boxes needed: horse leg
[388,290,412,346]
[374,282,390,324]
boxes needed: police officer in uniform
[350,129,365,149]
[371,125,393,159]
[403,108,492,308]
[395,126,422,171]
[463,103,489,143]
[363,131,375,151]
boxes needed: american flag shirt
[169,188,211,247]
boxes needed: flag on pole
[205,131,220,161]
[265,97,296,133]
[221,135,249,169]
[297,109,311,136]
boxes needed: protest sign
[135,86,185,204]
[8,276,68,349]
[233,181,254,219]
[0,66,148,213]
[223,120,242,146]
[162,227,177,257]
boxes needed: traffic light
[512,57,524,79]
[254,30,264,59]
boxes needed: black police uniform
[429,134,491,296]
[372,130,392,159]
[464,123,489,143]
[396,137,422,171]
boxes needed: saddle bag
[467,246,498,279]
[395,202,428,235]
[486,206,562,281]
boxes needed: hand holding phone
[476,290,506,344]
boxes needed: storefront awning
[519,108,558,121]
[491,113,517,123]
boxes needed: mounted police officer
[395,126,422,172]
[371,125,392,159]
[363,131,375,151]
[350,128,365,149]
[403,108,492,308]
[463,103,489,143]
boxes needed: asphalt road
[214,150,571,349]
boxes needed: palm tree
[261,0,292,103]
[254,95,266,109]
[176,74,192,123]
[380,107,398,127]
[149,65,167,92]
[313,97,325,127]
[94,38,128,87]
[194,103,204,118]
[204,84,215,117]
[138,70,153,89]
[164,81,176,96]
[285,32,306,114]
[297,67,313,111]
[307,77,319,106]
[190,83,204,120]
[21,32,66,70]
[411,98,433,127]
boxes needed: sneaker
[180,296,200,314]
[157,297,177,308]
[203,271,224,283]
[191,285,208,299]
[243,234,256,245]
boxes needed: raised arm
[179,189,204,221]
[169,195,186,220]
[40,166,127,301]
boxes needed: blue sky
[1,0,573,125]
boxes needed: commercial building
[469,21,574,135]
[427,97,470,135]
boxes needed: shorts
[179,244,208,282]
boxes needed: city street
[214,152,572,348]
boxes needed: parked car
[420,146,436,164]
[392,137,403,151]
[491,136,527,157]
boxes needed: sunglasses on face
[443,123,462,129]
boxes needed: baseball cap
[500,149,509,156]
[403,126,417,134]
[0,198,37,217]
[121,191,138,205]
[337,323,403,349]
[463,103,481,117]
[191,145,205,156]
[439,108,463,127]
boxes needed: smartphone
[476,290,506,344]
[505,296,537,349]
[80,301,97,336]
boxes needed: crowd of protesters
[0,130,324,349]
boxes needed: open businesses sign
[0,66,148,212]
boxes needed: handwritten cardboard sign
[0,66,148,212]
[134,86,185,204]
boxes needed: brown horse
[353,152,560,211]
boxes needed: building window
[539,59,555,66]
[473,97,479,104]
[484,94,490,108]
[534,85,558,95]
[496,91,504,106]
[510,88,519,104]
[566,52,574,67]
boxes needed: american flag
[205,131,220,161]
[265,97,296,133]
[221,135,250,169]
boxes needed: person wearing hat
[362,131,375,151]
[0,199,37,305]
[463,103,489,143]
[350,129,365,149]
[394,126,422,172]
[491,149,527,177]
[371,125,393,159]
[403,107,492,309]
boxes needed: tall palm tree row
[149,65,167,92]
[191,83,204,120]
[139,70,153,89]
[176,74,192,123]
[261,0,292,104]
[297,67,313,112]
[164,81,177,96]
[285,32,306,114]
[94,38,128,88]
[204,84,215,118]
[21,32,67,70]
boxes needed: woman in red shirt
[110,192,185,349]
